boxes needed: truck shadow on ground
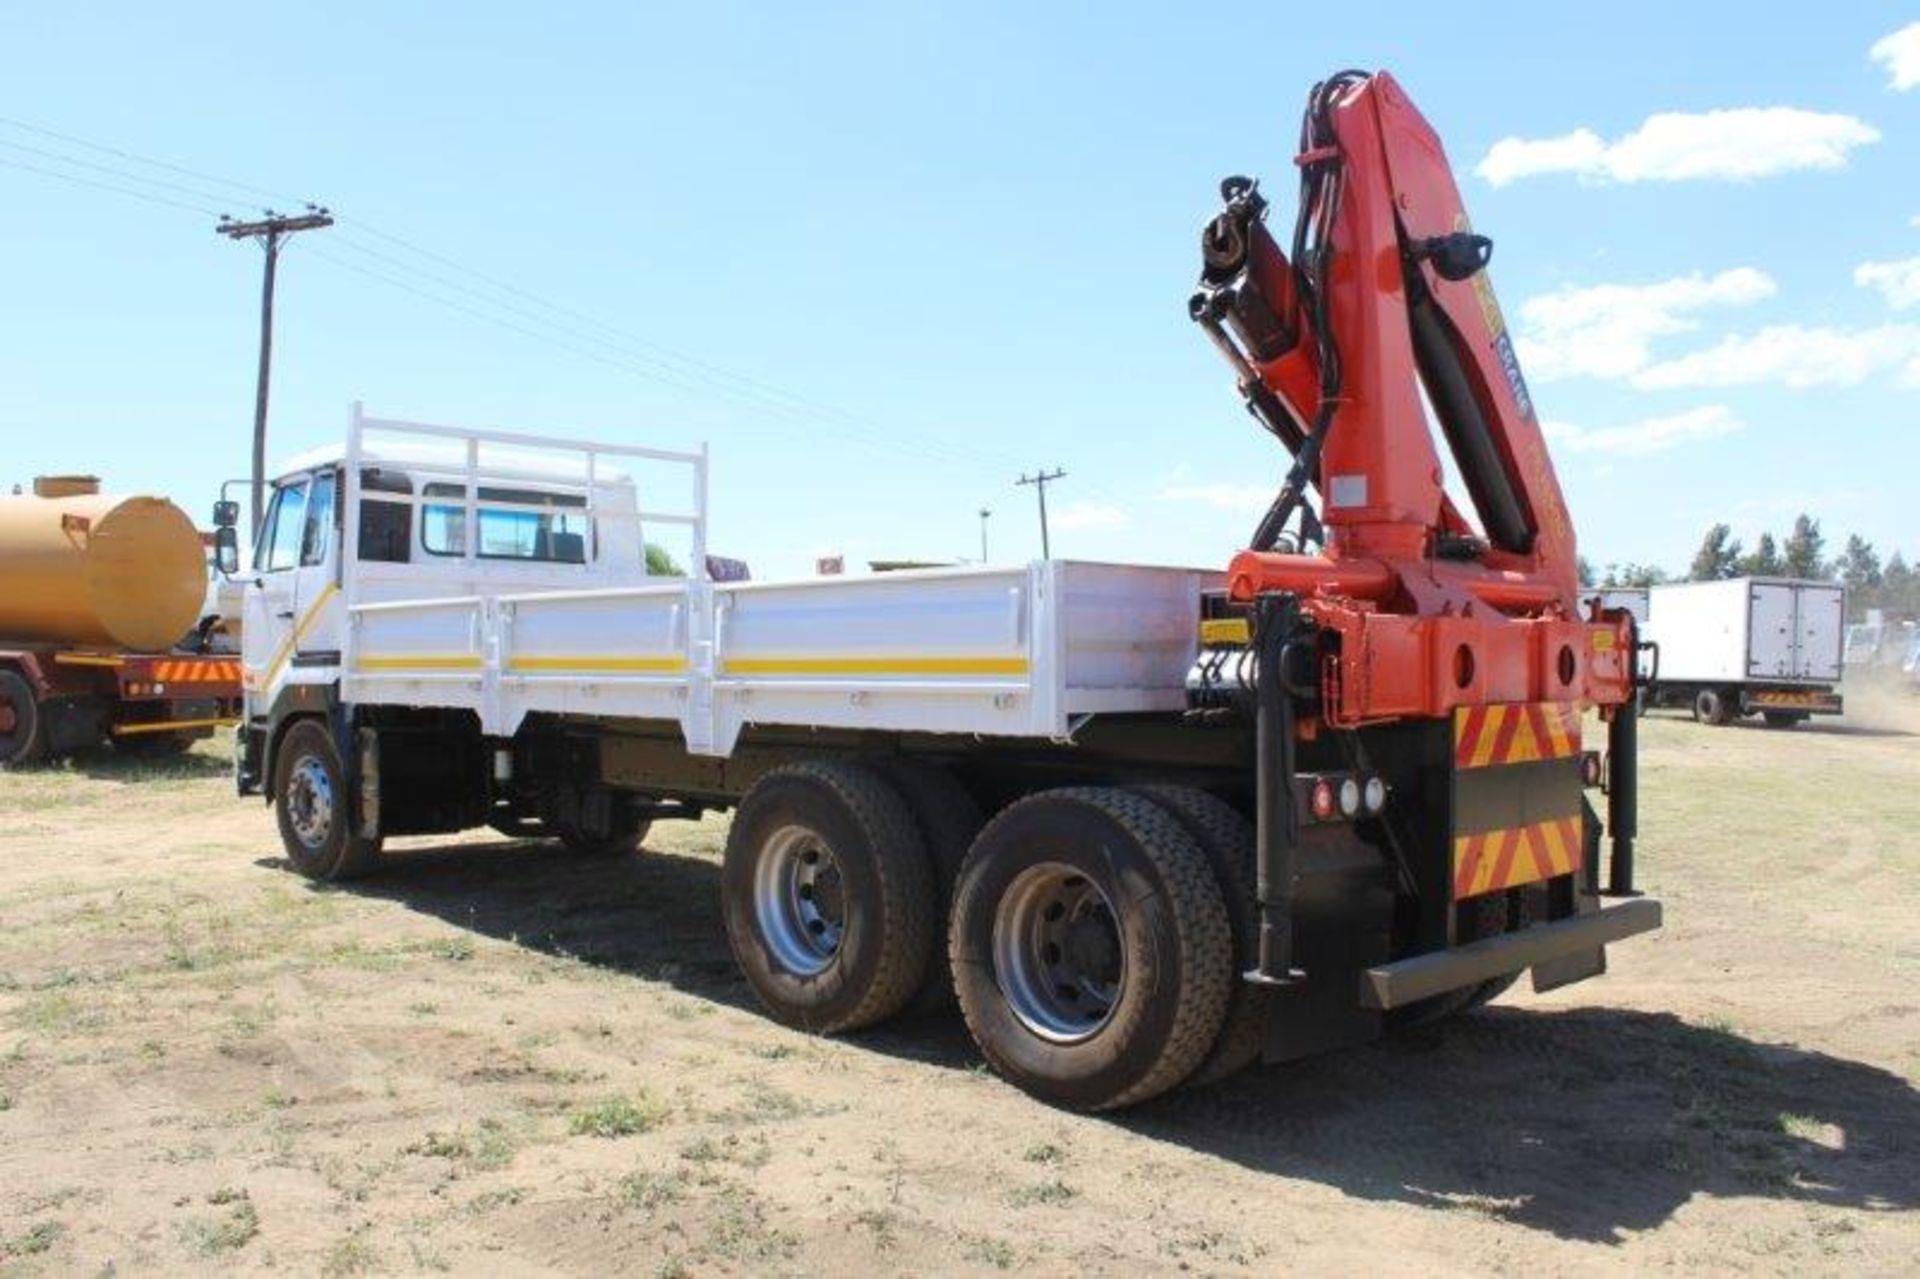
[298,838,1920,1246]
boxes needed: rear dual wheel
[722,761,937,1033]
[950,788,1232,1111]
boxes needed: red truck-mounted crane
[1187,68,1650,1001]
[231,67,1656,1113]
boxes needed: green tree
[1782,514,1827,580]
[1576,555,1597,589]
[1737,531,1783,576]
[1837,535,1882,602]
[644,543,685,577]
[1688,523,1743,581]
[1882,551,1915,616]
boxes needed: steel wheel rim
[992,861,1125,1044]
[286,755,334,848]
[753,824,845,976]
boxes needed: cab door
[241,475,311,706]
[291,470,342,666]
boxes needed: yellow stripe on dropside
[355,654,485,672]
[506,655,689,674]
[722,655,1030,677]
[53,653,126,668]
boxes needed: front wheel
[950,788,1231,1111]
[273,719,382,881]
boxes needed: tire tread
[735,760,936,1032]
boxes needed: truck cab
[235,413,693,794]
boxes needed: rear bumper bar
[1358,898,1662,1011]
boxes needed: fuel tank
[0,476,208,652]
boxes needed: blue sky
[3,4,1917,580]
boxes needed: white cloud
[1049,500,1127,532]
[1478,108,1879,186]
[1631,324,1920,389]
[1543,405,1743,457]
[1871,21,1920,91]
[1158,482,1273,514]
[1516,268,1775,381]
[1855,256,1920,309]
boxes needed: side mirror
[213,499,240,529]
[214,525,241,576]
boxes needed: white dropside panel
[346,560,1218,756]
[1747,582,1797,679]
[330,413,1218,756]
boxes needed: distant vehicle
[1580,588,1648,627]
[0,476,243,765]
[1845,612,1916,671]
[1641,577,1845,727]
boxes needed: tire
[866,758,984,1009]
[272,719,382,882]
[1761,711,1807,729]
[550,784,650,857]
[950,787,1232,1111]
[0,670,47,769]
[722,760,936,1034]
[1693,688,1732,726]
[1132,785,1267,1087]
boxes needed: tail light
[1309,778,1337,821]
[1581,750,1604,787]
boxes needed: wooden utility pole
[217,206,333,536]
[1016,468,1067,560]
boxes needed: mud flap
[1260,829,1394,1063]
[1530,945,1605,993]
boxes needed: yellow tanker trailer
[0,476,242,766]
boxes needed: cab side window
[300,472,336,567]
[256,480,309,573]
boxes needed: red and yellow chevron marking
[1453,701,1581,770]
[1748,689,1836,709]
[144,659,243,686]
[1452,814,1583,900]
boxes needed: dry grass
[0,689,1915,1273]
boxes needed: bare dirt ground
[2,687,1917,1276]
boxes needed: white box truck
[1642,577,1845,726]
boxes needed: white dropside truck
[1641,577,1845,727]
[229,409,1642,1111]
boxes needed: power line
[0,154,223,217]
[0,115,1124,494]
[0,113,310,207]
